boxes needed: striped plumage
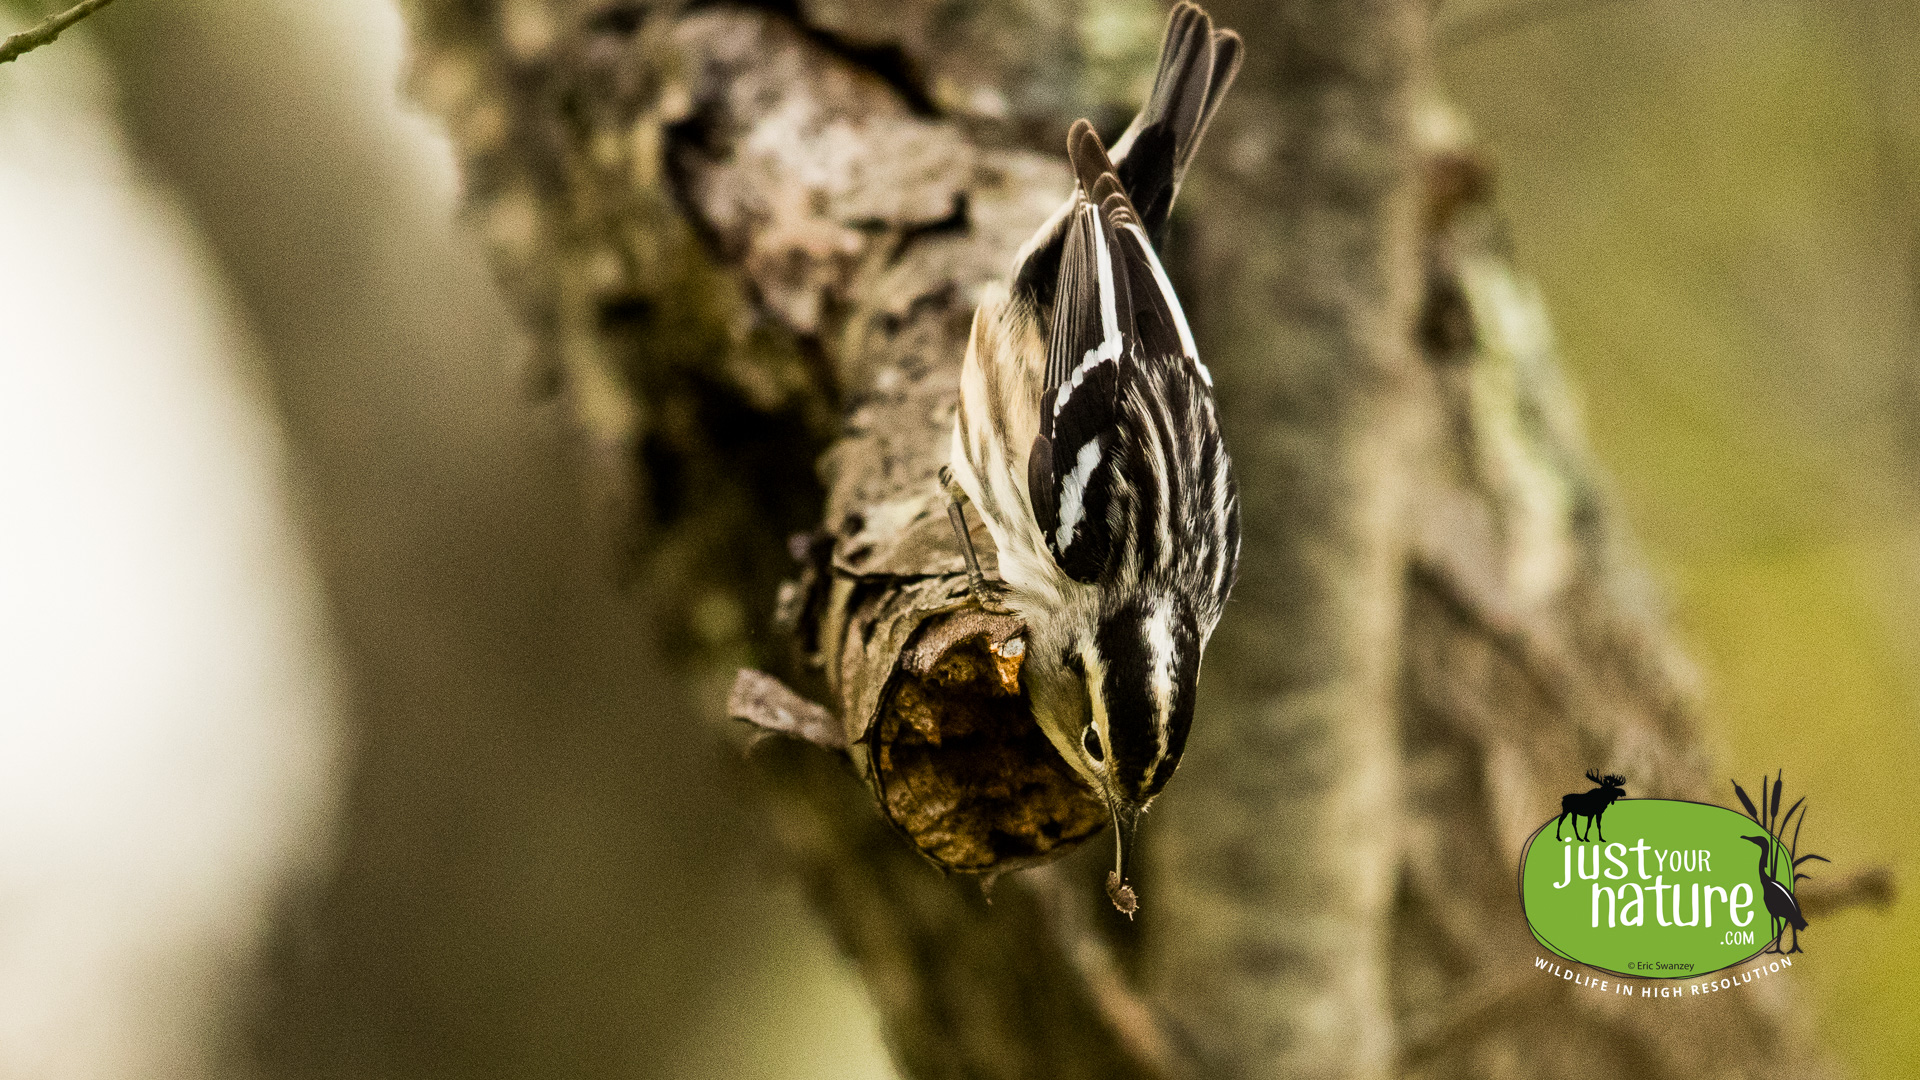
[945,3,1241,912]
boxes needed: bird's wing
[1030,122,1203,585]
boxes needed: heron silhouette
[1741,834,1807,954]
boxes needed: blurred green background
[1,0,1913,1077]
[1443,1,1920,1076]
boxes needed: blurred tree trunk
[394,1,1834,1078]
[88,2,845,1074]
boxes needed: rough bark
[395,1,1836,1077]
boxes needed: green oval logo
[1521,799,1797,978]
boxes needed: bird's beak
[1104,792,1143,917]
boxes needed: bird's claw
[970,576,1015,615]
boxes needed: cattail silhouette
[1731,774,1826,954]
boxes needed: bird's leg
[941,467,1013,614]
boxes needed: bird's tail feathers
[1067,119,1137,230]
[1110,2,1243,244]
[1008,4,1240,311]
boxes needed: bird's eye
[1083,723,1105,763]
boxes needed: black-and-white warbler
[943,3,1242,913]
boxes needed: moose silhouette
[1555,770,1627,842]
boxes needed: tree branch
[395,2,1848,1077]
[0,0,118,64]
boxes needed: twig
[0,0,118,64]
[727,668,847,753]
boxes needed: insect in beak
[1104,793,1143,916]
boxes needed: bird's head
[1023,590,1203,913]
